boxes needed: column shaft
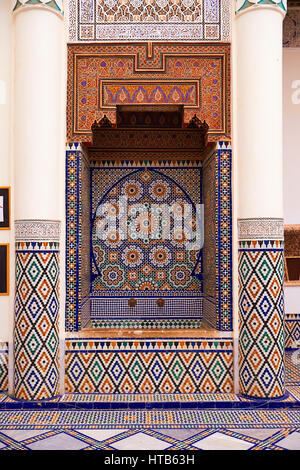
[13,4,63,400]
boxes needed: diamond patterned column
[14,221,60,400]
[238,219,285,398]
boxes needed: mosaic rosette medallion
[14,221,60,400]
[91,169,202,296]
[238,219,285,398]
[90,164,204,323]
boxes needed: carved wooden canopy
[85,105,215,161]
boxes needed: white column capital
[235,0,287,17]
[13,0,63,16]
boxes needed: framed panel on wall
[0,244,9,295]
[0,187,10,230]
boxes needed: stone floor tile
[275,432,300,450]
[111,432,171,450]
[76,429,128,442]
[0,429,51,442]
[193,432,253,450]
[155,428,203,440]
[27,432,88,450]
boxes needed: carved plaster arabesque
[15,220,61,241]
[238,218,284,241]
[68,0,231,42]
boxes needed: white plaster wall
[283,48,300,314]
[284,286,300,314]
[0,1,14,342]
[283,48,300,225]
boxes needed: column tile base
[238,218,285,399]
[14,220,60,400]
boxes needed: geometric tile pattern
[0,426,300,452]
[0,408,300,431]
[89,166,203,325]
[1,425,300,450]
[239,239,285,398]
[90,318,203,330]
[79,152,91,322]
[1,347,299,406]
[68,0,231,42]
[285,314,300,349]
[0,344,8,392]
[202,151,217,328]
[3,345,300,408]
[216,142,233,330]
[65,338,234,353]
[91,168,202,296]
[65,148,83,331]
[14,241,60,400]
[65,339,234,394]
[2,386,300,408]
[90,298,203,323]
[67,43,231,142]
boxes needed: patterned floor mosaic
[0,409,299,450]
[0,351,299,449]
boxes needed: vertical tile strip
[0,342,8,392]
[217,142,233,331]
